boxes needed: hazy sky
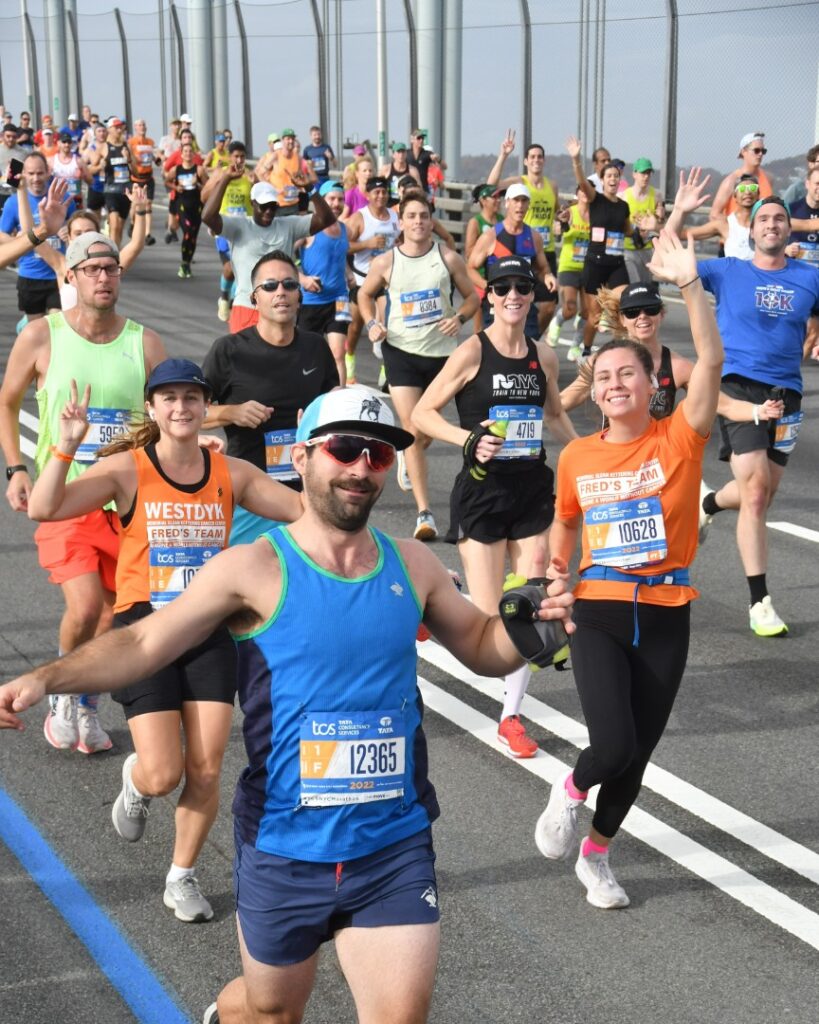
[1,0,817,173]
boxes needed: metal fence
[1,1,817,198]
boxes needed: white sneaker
[396,450,412,491]
[77,706,113,754]
[163,874,214,922]
[203,1003,219,1024]
[749,596,788,638]
[567,344,582,363]
[216,298,230,322]
[43,695,79,750]
[112,753,152,842]
[698,479,715,545]
[413,509,438,541]
[545,318,561,347]
[575,848,630,908]
[534,770,584,861]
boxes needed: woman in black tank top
[413,256,577,759]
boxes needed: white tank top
[725,213,753,261]
[352,207,399,280]
[51,154,83,199]
[386,244,457,358]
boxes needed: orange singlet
[114,445,233,613]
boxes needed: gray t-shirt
[220,213,312,308]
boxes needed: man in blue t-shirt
[302,125,336,189]
[0,152,75,319]
[670,184,819,637]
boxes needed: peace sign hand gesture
[58,379,91,454]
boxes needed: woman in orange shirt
[28,359,302,924]
[535,229,723,909]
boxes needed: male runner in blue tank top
[0,387,574,1024]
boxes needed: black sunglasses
[489,281,535,297]
[254,278,300,294]
[750,147,768,156]
[622,305,662,319]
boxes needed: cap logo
[360,397,383,421]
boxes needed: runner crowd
[1,104,818,1023]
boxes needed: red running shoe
[497,715,538,758]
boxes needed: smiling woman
[24,357,302,925]
[536,228,724,909]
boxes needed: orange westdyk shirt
[555,404,707,607]
[128,136,156,180]
[115,446,233,613]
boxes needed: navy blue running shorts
[234,826,440,966]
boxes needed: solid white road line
[419,640,819,887]
[419,675,819,952]
[768,521,819,544]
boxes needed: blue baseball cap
[319,180,344,196]
[296,388,414,450]
[214,133,226,142]
[145,358,211,397]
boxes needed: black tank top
[587,192,629,266]
[649,345,678,420]
[104,143,130,194]
[455,331,547,475]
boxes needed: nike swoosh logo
[303,368,317,375]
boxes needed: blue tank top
[300,225,350,306]
[231,524,439,861]
[486,222,538,267]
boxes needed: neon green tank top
[35,313,146,484]
[557,204,590,274]
[623,185,655,250]
[220,174,253,217]
[522,175,557,253]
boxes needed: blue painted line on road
[0,784,190,1024]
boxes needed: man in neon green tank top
[623,158,666,284]
[487,129,561,333]
[0,232,165,754]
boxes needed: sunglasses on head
[306,433,396,472]
[254,277,300,294]
[622,304,662,319]
[489,280,535,297]
[750,147,767,156]
[736,182,760,194]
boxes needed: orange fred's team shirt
[269,152,307,207]
[114,446,234,613]
[555,404,707,607]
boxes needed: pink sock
[581,838,608,857]
[565,774,588,801]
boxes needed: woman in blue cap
[27,358,302,925]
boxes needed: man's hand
[367,321,387,343]
[5,471,32,513]
[231,401,274,428]
[38,178,71,237]
[0,674,47,731]
[672,167,712,215]
[499,128,516,158]
[287,169,310,190]
[543,272,557,293]
[198,434,226,453]
[565,135,582,160]
[125,182,149,212]
[647,228,697,288]
[301,275,322,293]
[437,315,462,338]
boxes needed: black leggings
[570,598,690,839]
[178,194,202,264]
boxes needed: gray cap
[65,232,120,270]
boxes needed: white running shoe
[534,771,584,861]
[111,753,152,842]
[749,596,789,638]
[216,298,230,322]
[545,318,561,347]
[575,848,630,908]
[698,479,715,545]
[203,1003,219,1024]
[567,344,583,363]
[396,451,412,491]
[413,510,438,541]
[77,706,113,754]
[163,874,214,922]
[43,695,79,750]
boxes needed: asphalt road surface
[1,236,818,1024]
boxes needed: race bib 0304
[299,710,406,806]
[585,495,667,569]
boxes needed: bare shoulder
[392,537,448,601]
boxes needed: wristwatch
[6,464,27,481]
[26,227,45,247]
[366,318,380,332]
[457,313,467,325]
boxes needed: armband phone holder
[499,574,570,671]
